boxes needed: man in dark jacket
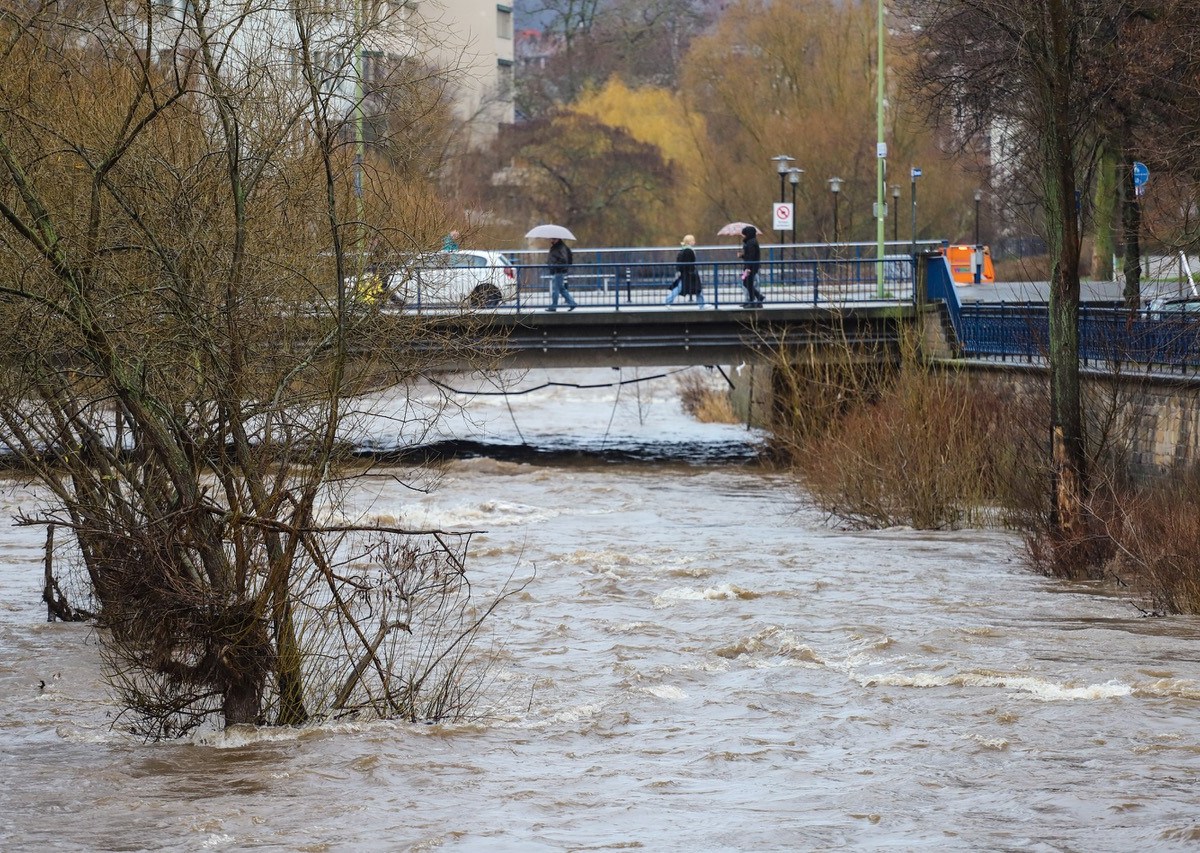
[546,237,577,311]
[739,225,764,308]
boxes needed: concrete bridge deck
[383,302,915,371]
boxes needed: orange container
[943,244,995,284]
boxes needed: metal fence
[499,242,928,311]
[957,303,1200,372]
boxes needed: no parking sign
[772,202,794,232]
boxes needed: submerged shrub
[794,364,1002,529]
[676,369,738,424]
[1100,467,1200,614]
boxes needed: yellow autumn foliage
[570,80,710,242]
[572,79,704,173]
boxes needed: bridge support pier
[729,363,776,430]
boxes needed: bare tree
[900,0,1123,570]
[0,0,512,737]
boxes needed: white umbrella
[718,222,761,236]
[525,224,577,241]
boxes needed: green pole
[354,5,365,259]
[876,0,886,298]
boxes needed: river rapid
[2,367,1200,851]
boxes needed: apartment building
[433,0,515,137]
[143,0,513,145]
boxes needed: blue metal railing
[955,303,1200,371]
[497,240,935,311]
[382,241,943,311]
[921,251,1200,372]
[506,257,916,311]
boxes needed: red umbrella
[717,222,761,236]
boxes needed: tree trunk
[1044,0,1090,567]
[1119,148,1143,310]
[223,679,263,727]
[275,595,309,726]
[1091,151,1116,282]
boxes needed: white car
[375,250,516,308]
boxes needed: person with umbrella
[739,224,765,308]
[665,234,705,308]
[545,236,577,312]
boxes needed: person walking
[546,236,577,311]
[739,225,764,308]
[665,234,705,307]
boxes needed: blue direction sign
[1133,161,1149,187]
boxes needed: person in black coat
[739,224,764,307]
[545,237,577,311]
[664,234,706,307]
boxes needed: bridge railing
[505,254,916,310]
[957,302,1200,372]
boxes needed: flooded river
[3,368,1200,851]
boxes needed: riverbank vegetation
[676,370,737,424]
[760,335,1200,616]
[0,1,513,738]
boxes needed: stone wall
[735,356,1200,477]
[943,364,1200,476]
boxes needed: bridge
[377,243,1200,376]
[385,243,927,371]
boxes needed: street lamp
[974,188,982,246]
[891,184,900,243]
[828,176,843,244]
[910,166,922,255]
[788,167,804,258]
[772,155,796,249]
[973,188,983,283]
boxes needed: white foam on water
[653,583,759,607]
[642,684,688,700]
[855,670,1134,701]
[713,626,824,667]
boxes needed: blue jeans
[550,272,576,309]
[665,281,705,307]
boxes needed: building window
[497,58,513,99]
[362,50,386,85]
[496,5,513,40]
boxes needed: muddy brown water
[2,369,1199,851]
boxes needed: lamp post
[788,167,803,260]
[910,166,921,255]
[973,188,983,284]
[891,184,900,243]
[974,188,982,246]
[772,155,796,250]
[828,176,843,245]
[874,0,886,297]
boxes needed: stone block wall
[737,355,1200,478]
[953,365,1200,477]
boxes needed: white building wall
[143,0,512,144]
[428,0,514,138]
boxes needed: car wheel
[469,283,502,307]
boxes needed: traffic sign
[1132,161,1149,187]
[772,203,794,232]
[911,167,922,179]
